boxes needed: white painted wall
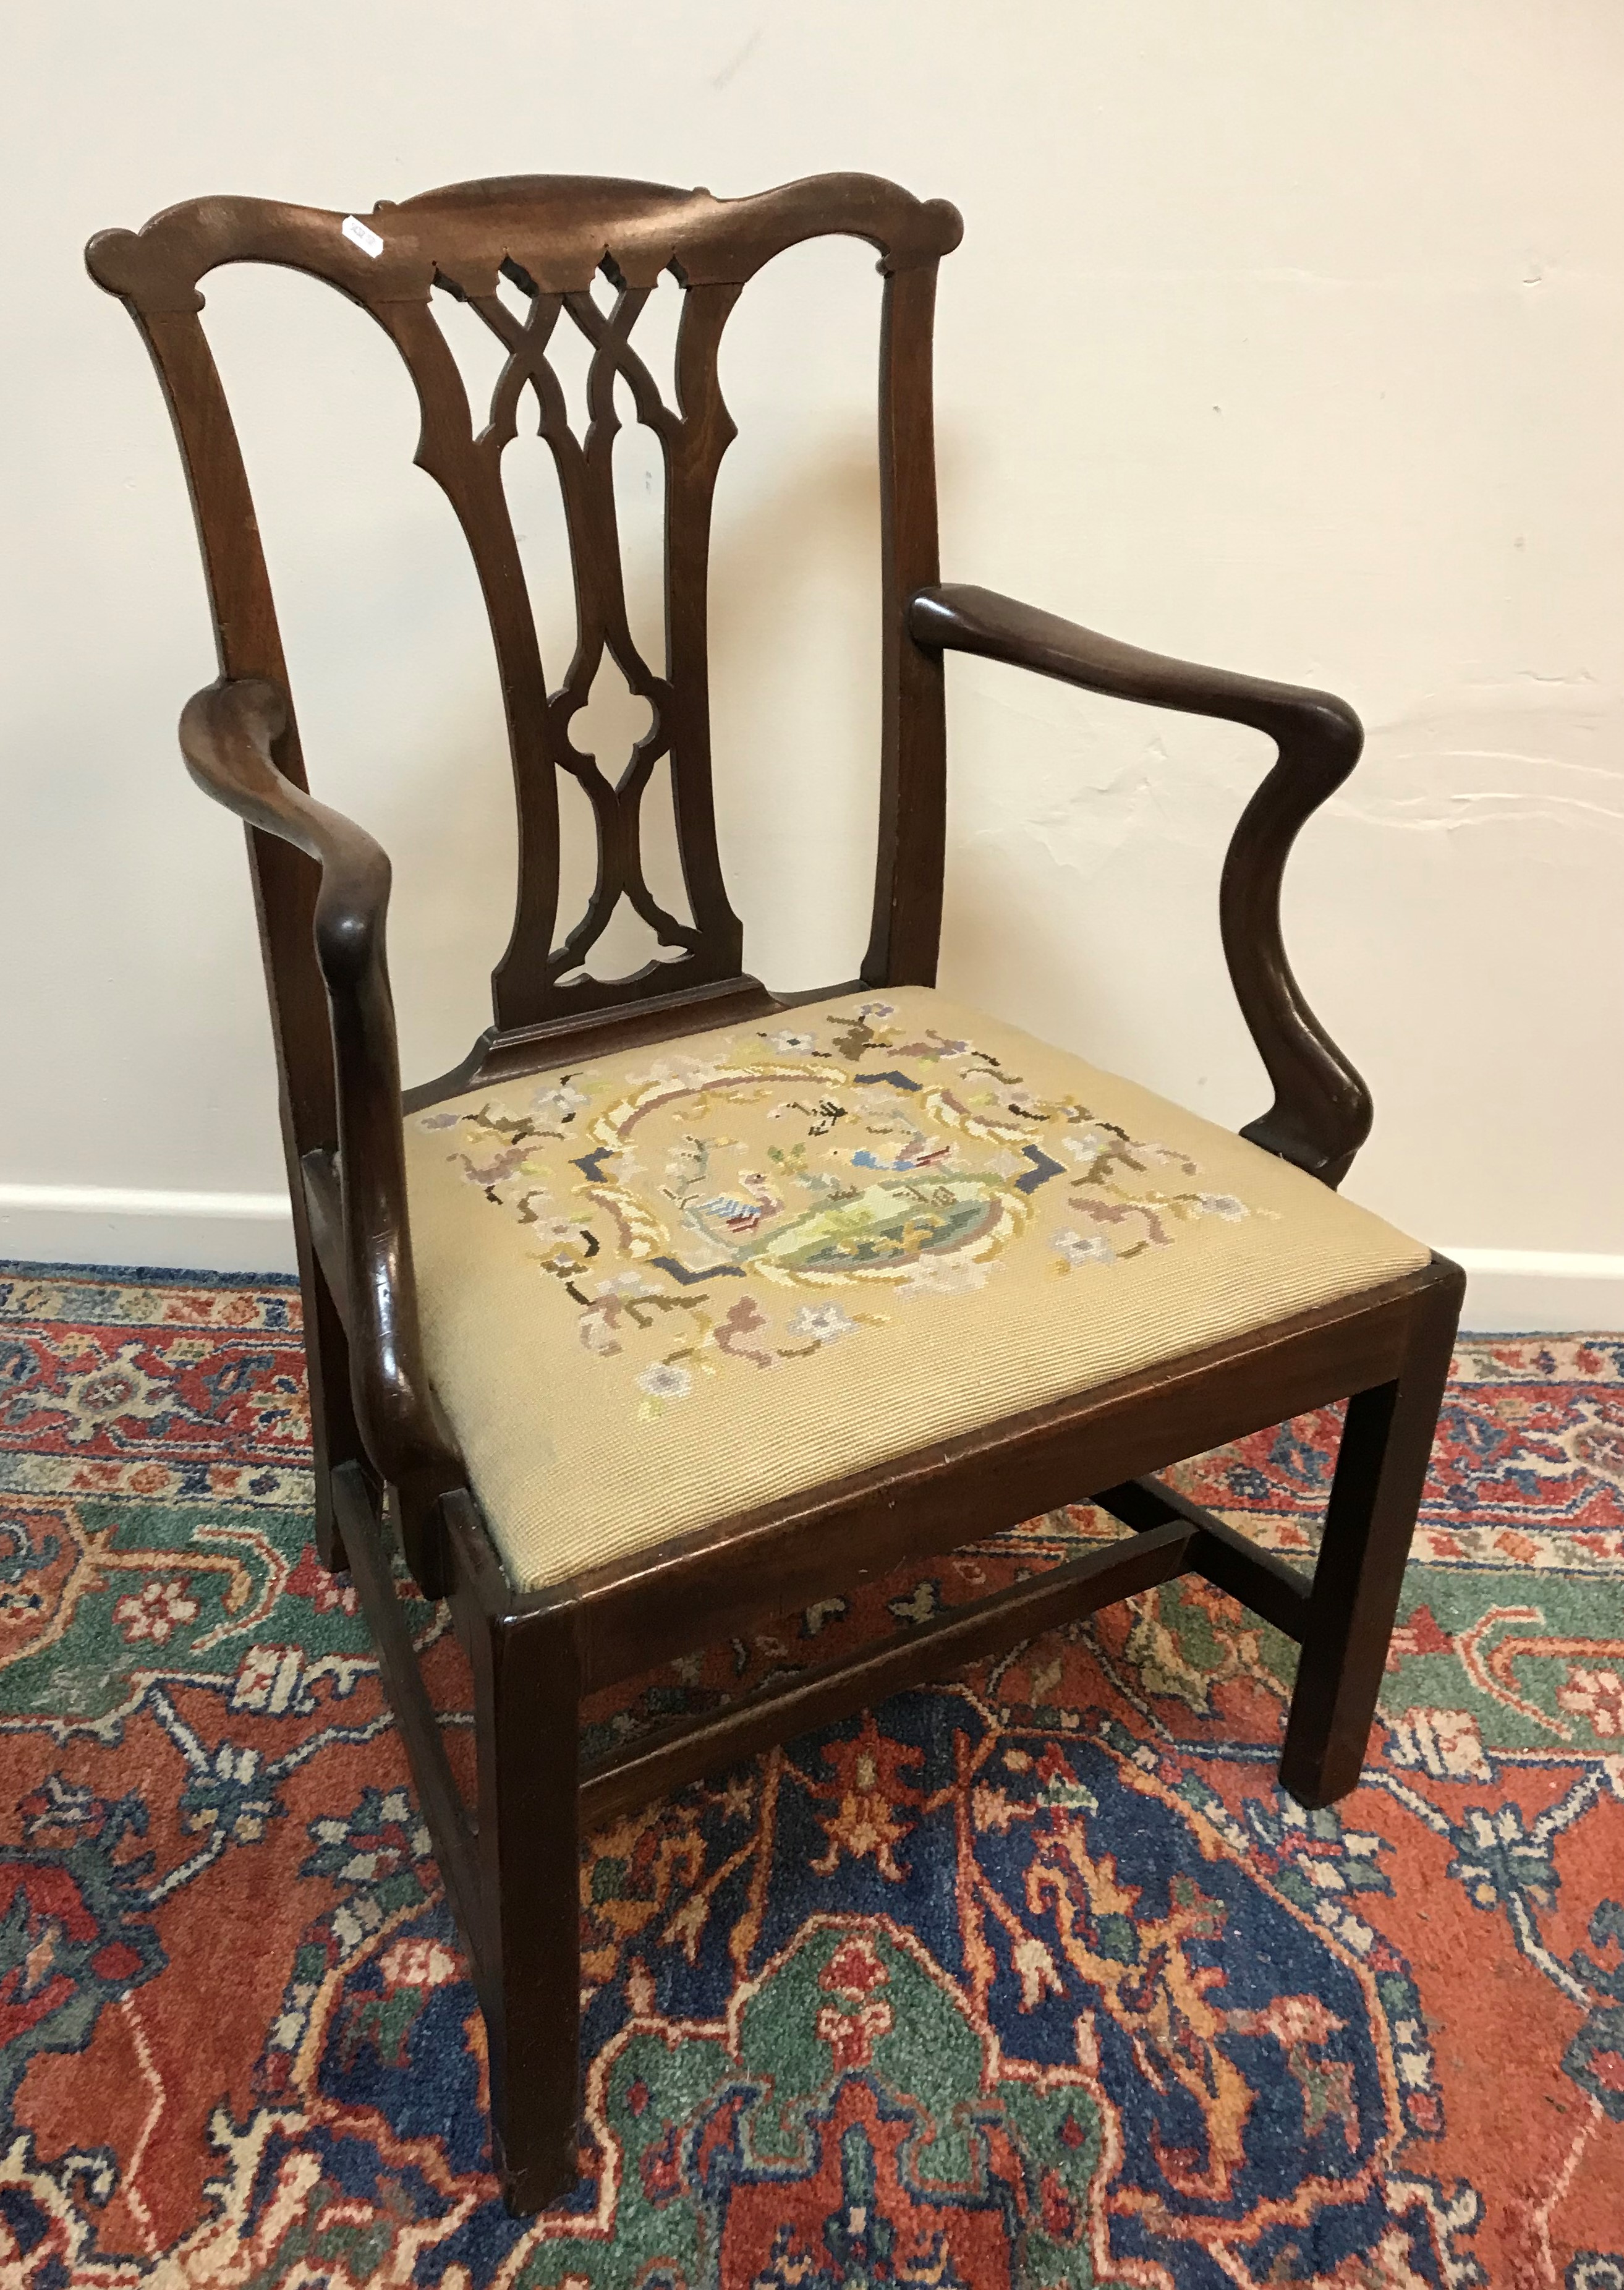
[2,2,1621,1326]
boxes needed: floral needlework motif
[415,998,1261,1418]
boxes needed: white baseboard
[0,1183,298,1276]
[0,1187,1619,1331]
[1445,1247,1624,1335]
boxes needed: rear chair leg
[299,1233,366,1577]
[474,1599,583,2215]
[1280,1263,1463,1809]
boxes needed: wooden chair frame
[88,172,1462,2213]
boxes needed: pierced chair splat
[88,170,1461,2215]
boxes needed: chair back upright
[88,174,964,1141]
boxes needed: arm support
[909,582,1372,1186]
[179,678,459,1501]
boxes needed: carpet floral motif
[1,1265,1622,2284]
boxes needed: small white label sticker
[341,215,385,258]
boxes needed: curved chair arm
[909,582,1373,1186]
[179,679,459,1513]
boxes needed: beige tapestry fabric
[402,987,1430,1590]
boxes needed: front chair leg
[1280,1264,1464,1808]
[474,1598,584,2216]
[396,1469,454,1603]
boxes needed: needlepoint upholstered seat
[90,169,1461,2215]
[405,985,1429,1591]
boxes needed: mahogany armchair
[88,173,1461,2214]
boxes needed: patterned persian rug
[2,1266,1622,2288]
